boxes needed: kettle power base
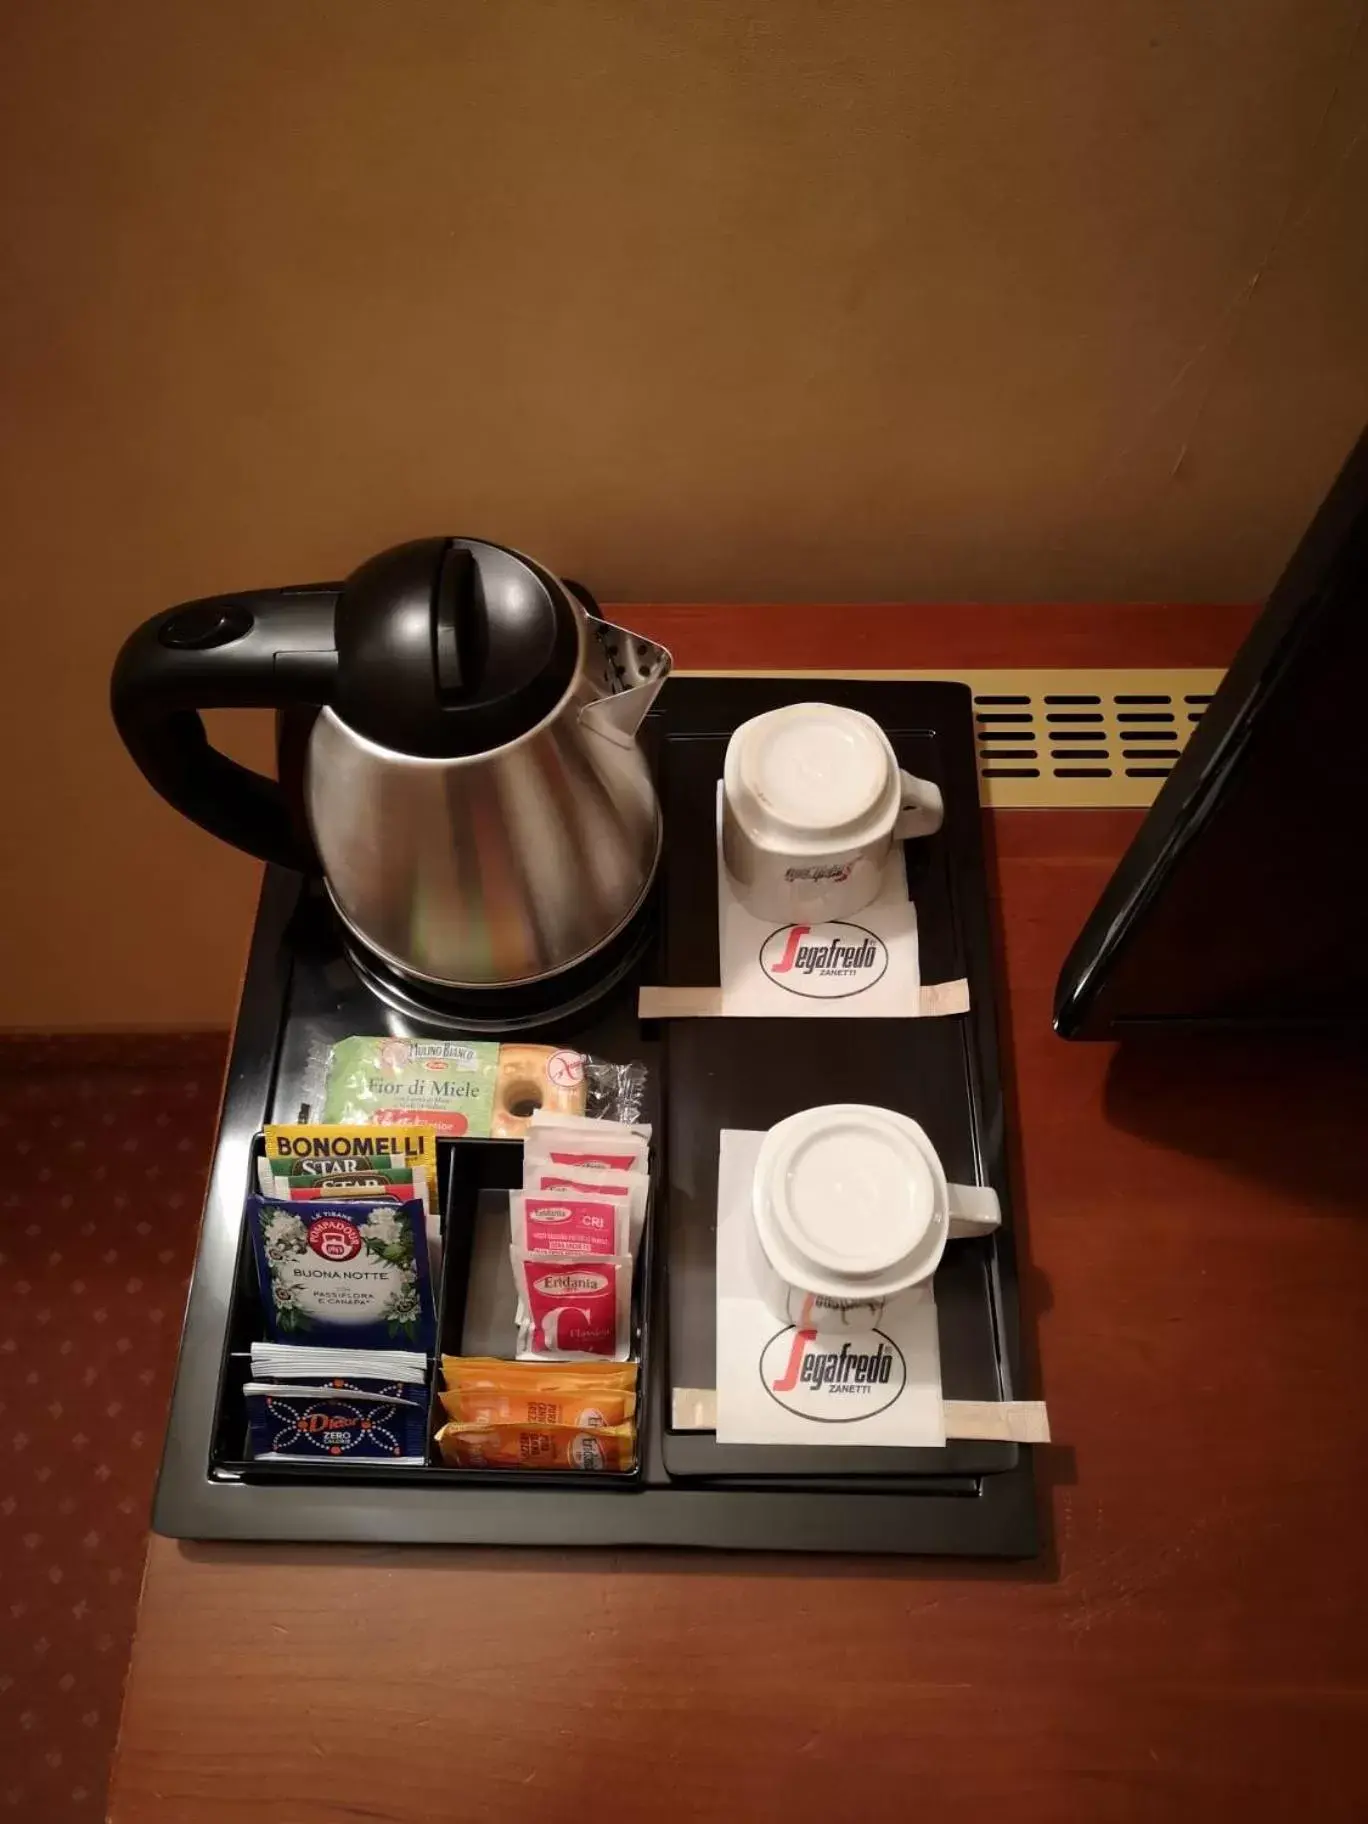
[153,677,1036,1556]
[339,894,658,1035]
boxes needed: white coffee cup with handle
[722,703,943,923]
[749,1103,1001,1333]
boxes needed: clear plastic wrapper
[300,1038,650,1137]
[582,1056,648,1126]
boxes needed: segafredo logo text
[759,921,889,998]
[760,1327,907,1422]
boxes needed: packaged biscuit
[509,1191,627,1258]
[492,1044,588,1138]
[434,1418,636,1472]
[313,1041,650,1137]
[511,1251,632,1361]
[263,1124,438,1205]
[320,1038,499,1138]
[439,1357,636,1428]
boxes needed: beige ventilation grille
[689,668,1226,808]
[958,667,1223,806]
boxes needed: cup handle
[894,770,945,840]
[947,1182,1001,1240]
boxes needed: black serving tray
[152,676,1036,1555]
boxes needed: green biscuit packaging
[313,1038,650,1139]
[320,1038,499,1139]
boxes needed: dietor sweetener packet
[509,1192,627,1258]
[439,1357,637,1428]
[510,1252,632,1361]
[246,1386,428,1463]
[434,1418,636,1472]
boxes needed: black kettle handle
[110,586,341,871]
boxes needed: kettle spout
[579,618,673,747]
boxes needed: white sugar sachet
[509,1191,630,1258]
[524,1123,649,1179]
[527,1109,652,1142]
[511,1252,633,1361]
[525,1168,649,1252]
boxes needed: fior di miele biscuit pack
[319,1037,500,1137]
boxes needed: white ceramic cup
[722,703,944,923]
[750,1103,1001,1332]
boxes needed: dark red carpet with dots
[0,1035,226,1821]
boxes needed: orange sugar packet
[434,1418,636,1473]
[438,1384,635,1427]
[439,1357,636,1428]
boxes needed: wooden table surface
[111,605,1368,1824]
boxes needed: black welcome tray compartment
[152,676,1036,1555]
[209,1136,653,1487]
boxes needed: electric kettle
[111,538,672,990]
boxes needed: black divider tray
[209,1136,652,1488]
[152,676,1036,1555]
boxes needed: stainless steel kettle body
[306,612,668,989]
[110,537,672,994]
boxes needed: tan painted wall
[2,1,1366,1029]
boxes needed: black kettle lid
[333,537,581,757]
